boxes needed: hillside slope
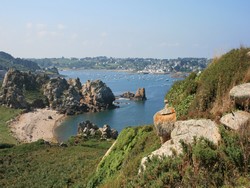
[87,48,250,187]
[166,47,250,119]
[0,51,40,71]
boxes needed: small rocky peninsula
[0,69,116,115]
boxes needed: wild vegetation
[0,51,40,71]
[87,125,161,188]
[0,106,22,145]
[166,47,250,119]
[134,125,250,187]
[0,138,113,187]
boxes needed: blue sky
[0,0,250,58]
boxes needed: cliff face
[0,69,49,108]
[0,69,116,114]
[81,80,115,112]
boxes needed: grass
[0,139,113,188]
[87,125,161,188]
[0,106,22,145]
[166,47,250,120]
[23,89,46,104]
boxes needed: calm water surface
[55,70,176,142]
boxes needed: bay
[54,70,176,142]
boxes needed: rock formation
[99,124,118,139]
[0,70,116,115]
[0,69,49,108]
[120,87,147,101]
[120,91,135,99]
[77,121,118,139]
[153,100,176,143]
[220,110,250,130]
[230,83,250,109]
[81,80,116,112]
[141,119,221,172]
[134,88,147,100]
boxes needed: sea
[54,69,177,142]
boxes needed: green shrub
[131,128,250,187]
[87,125,160,188]
[166,47,250,119]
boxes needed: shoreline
[9,109,65,143]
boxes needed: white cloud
[57,24,65,30]
[36,23,46,30]
[100,32,108,38]
[26,22,33,29]
[37,30,47,38]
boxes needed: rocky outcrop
[120,88,147,101]
[0,70,116,115]
[81,80,116,112]
[0,69,49,108]
[77,121,118,139]
[141,119,221,172]
[153,100,176,143]
[120,91,135,99]
[230,83,250,108]
[220,111,250,130]
[99,124,118,139]
[134,88,147,101]
[154,119,220,157]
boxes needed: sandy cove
[9,109,65,143]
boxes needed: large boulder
[141,119,220,172]
[230,83,250,108]
[77,121,118,139]
[220,111,250,130]
[99,124,118,139]
[153,101,176,143]
[43,77,88,114]
[0,69,49,108]
[81,80,115,111]
[134,88,147,101]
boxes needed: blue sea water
[54,70,176,142]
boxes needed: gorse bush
[133,126,250,187]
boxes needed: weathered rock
[68,78,82,90]
[77,121,118,139]
[220,111,250,130]
[120,88,147,101]
[120,91,135,99]
[141,119,221,172]
[0,69,49,108]
[81,80,115,111]
[99,124,118,139]
[153,103,176,144]
[134,88,147,101]
[230,83,250,108]
[78,120,99,136]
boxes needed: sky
[0,0,250,59]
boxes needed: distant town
[0,51,211,81]
[31,56,211,74]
